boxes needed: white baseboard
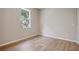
[0,34,78,48]
[41,34,79,44]
[0,34,39,47]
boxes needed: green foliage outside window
[20,8,31,28]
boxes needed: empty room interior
[0,8,79,51]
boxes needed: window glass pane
[20,8,31,29]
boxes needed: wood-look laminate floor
[0,36,79,51]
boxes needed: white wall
[77,9,79,41]
[40,8,77,41]
[0,8,40,45]
[0,9,5,44]
[0,8,78,45]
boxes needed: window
[20,8,31,29]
